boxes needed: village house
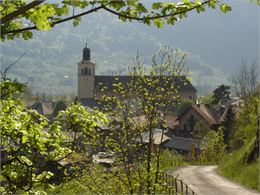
[174,103,230,138]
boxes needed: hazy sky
[133,0,260,71]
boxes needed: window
[184,123,187,131]
[190,123,194,131]
[83,67,92,76]
[190,114,194,131]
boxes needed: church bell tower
[78,43,95,99]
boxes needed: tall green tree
[0,0,233,40]
[212,84,231,105]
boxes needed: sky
[132,0,260,72]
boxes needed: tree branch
[0,52,26,81]
[4,0,211,36]
[4,4,106,35]
[102,0,211,21]
[1,0,46,24]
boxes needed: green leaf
[22,31,33,40]
[166,16,177,25]
[207,1,216,9]
[153,18,164,28]
[111,1,126,10]
[72,18,81,26]
[22,135,28,144]
[196,5,205,13]
[136,3,147,13]
[152,2,163,9]
[127,0,138,6]
[220,4,232,13]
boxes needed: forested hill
[0,0,257,95]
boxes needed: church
[78,44,197,107]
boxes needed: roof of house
[176,104,230,125]
[80,98,102,108]
[163,136,201,152]
[30,102,54,116]
[95,75,197,92]
[137,128,171,145]
[80,98,115,109]
[23,100,35,108]
[218,105,232,123]
[192,104,218,125]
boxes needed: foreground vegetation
[219,139,259,190]
[218,62,259,191]
[47,150,186,194]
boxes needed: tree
[200,129,226,163]
[221,106,236,146]
[0,0,233,40]
[193,121,210,139]
[0,87,68,193]
[200,92,214,104]
[212,84,231,105]
[0,68,106,193]
[0,87,106,193]
[232,59,259,100]
[0,54,28,100]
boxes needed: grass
[218,138,259,191]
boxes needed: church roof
[94,75,196,92]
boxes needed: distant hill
[1,1,257,95]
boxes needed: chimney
[196,99,200,107]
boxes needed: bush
[199,129,226,163]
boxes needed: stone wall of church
[78,61,95,99]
